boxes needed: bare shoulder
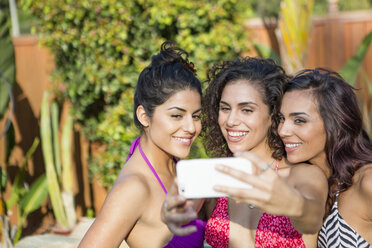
[112,158,152,200]
[290,163,328,185]
[289,163,328,200]
[96,172,152,227]
[109,172,151,205]
[358,163,372,200]
[79,172,151,246]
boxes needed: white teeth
[285,143,300,148]
[175,137,190,142]
[228,131,248,137]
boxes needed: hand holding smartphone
[176,157,252,199]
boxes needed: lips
[226,129,248,143]
[284,142,301,152]
[173,136,193,146]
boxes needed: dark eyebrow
[167,107,186,112]
[220,100,258,107]
[193,108,202,114]
[167,107,202,114]
[289,112,310,117]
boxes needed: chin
[173,149,191,159]
[228,144,247,154]
[286,155,302,164]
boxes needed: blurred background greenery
[19,0,252,189]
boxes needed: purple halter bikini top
[126,137,206,248]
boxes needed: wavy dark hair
[284,68,372,216]
[134,41,202,131]
[202,57,288,159]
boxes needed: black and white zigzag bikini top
[318,195,371,248]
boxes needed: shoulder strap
[125,137,141,162]
[138,142,168,194]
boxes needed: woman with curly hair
[161,58,328,247]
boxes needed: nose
[278,120,291,138]
[226,110,240,127]
[183,116,196,134]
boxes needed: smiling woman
[279,89,327,166]
[278,69,372,247]
[218,80,272,154]
[78,41,205,248]
[161,57,329,248]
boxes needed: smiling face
[146,89,202,159]
[278,90,327,166]
[218,80,271,154]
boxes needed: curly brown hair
[201,57,289,159]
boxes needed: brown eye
[294,118,306,124]
[192,115,201,120]
[219,106,230,112]
[242,108,253,113]
[171,114,182,119]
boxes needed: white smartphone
[176,157,252,199]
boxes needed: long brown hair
[285,68,372,216]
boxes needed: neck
[249,139,276,164]
[310,156,331,178]
[139,135,176,177]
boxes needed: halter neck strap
[126,137,140,162]
[125,137,168,194]
[138,142,168,194]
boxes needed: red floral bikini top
[204,160,305,248]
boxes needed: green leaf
[61,109,74,192]
[6,137,40,210]
[24,137,40,163]
[0,166,7,192]
[40,91,69,228]
[51,101,62,177]
[252,42,281,65]
[19,174,48,216]
[339,31,372,86]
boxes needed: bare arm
[214,151,328,234]
[359,163,372,201]
[79,175,149,248]
[302,233,319,248]
[288,164,328,233]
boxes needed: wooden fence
[245,9,372,81]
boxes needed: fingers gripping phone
[176,157,252,199]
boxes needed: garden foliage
[0,0,15,121]
[22,0,251,188]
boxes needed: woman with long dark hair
[79,41,206,248]
[278,69,372,247]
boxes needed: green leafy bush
[22,0,251,188]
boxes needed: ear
[136,105,150,127]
